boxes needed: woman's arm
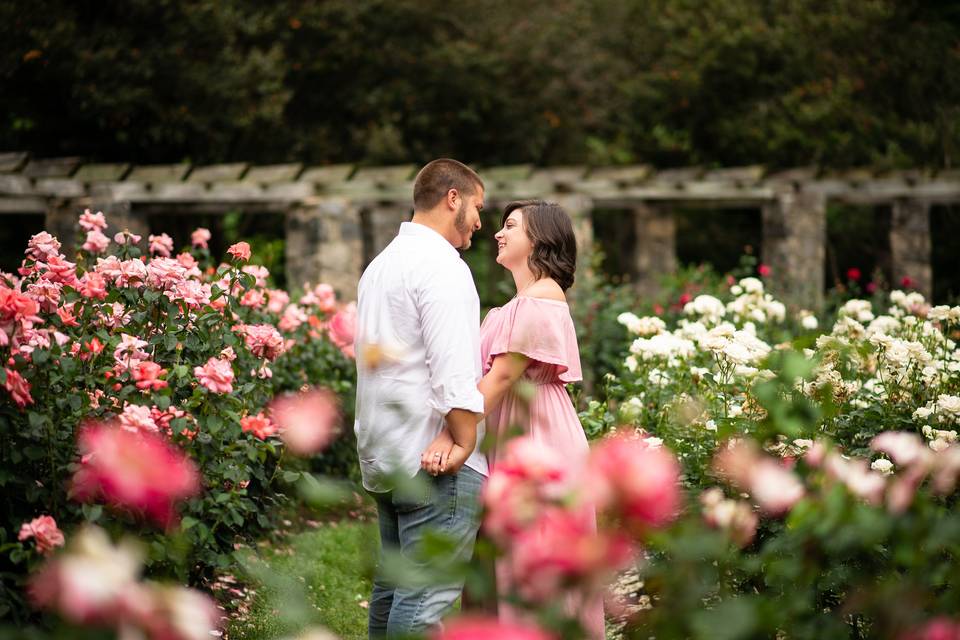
[421,352,530,475]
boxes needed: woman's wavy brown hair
[502,200,577,291]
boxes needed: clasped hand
[420,428,470,476]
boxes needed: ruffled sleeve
[481,296,582,383]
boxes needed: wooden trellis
[2,151,958,308]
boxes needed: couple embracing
[354,159,602,638]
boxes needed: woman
[421,200,603,638]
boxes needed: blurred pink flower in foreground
[483,437,570,544]
[327,302,356,359]
[432,616,556,640]
[699,487,757,547]
[30,525,142,624]
[18,515,65,555]
[194,356,234,394]
[900,617,960,640]
[269,387,340,455]
[30,525,220,639]
[191,227,211,249]
[714,438,805,516]
[227,241,251,262]
[71,424,200,528]
[510,507,634,603]
[587,432,681,532]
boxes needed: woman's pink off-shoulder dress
[479,296,604,639]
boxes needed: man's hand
[421,429,455,476]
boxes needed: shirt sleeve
[418,262,485,416]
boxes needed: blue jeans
[368,466,484,638]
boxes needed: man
[354,158,487,637]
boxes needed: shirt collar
[399,221,459,258]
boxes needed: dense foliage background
[3,0,959,169]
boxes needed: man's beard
[454,201,471,250]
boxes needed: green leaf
[691,597,758,640]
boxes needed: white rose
[801,314,819,330]
[870,457,894,475]
[937,394,960,416]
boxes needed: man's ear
[446,188,460,212]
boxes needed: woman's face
[494,209,534,270]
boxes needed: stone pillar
[95,199,150,247]
[549,193,594,293]
[362,203,412,265]
[889,200,932,299]
[761,188,827,311]
[632,202,677,299]
[44,199,79,255]
[285,197,364,301]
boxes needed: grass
[228,516,378,640]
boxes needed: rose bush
[0,212,356,624]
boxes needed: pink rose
[269,387,340,455]
[132,361,168,391]
[587,433,681,532]
[278,304,307,332]
[145,257,187,291]
[118,403,160,434]
[237,323,286,360]
[242,265,270,287]
[266,289,290,314]
[116,259,148,288]
[4,367,33,408]
[699,487,758,547]
[240,288,264,308]
[227,242,251,262]
[79,209,108,232]
[113,230,142,245]
[241,412,277,440]
[148,233,174,257]
[82,230,111,254]
[194,356,234,394]
[71,424,200,528]
[18,515,65,555]
[328,302,356,359]
[191,227,211,249]
[113,334,149,371]
[27,232,61,262]
[43,254,79,287]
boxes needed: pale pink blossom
[699,487,758,547]
[431,616,556,640]
[113,230,142,245]
[170,279,211,308]
[18,515,65,555]
[100,302,130,329]
[237,323,286,360]
[79,209,108,232]
[129,582,221,640]
[587,432,682,531]
[27,232,61,262]
[219,346,237,362]
[82,229,111,254]
[823,452,887,505]
[148,233,174,257]
[871,431,934,469]
[144,257,186,291]
[118,404,160,434]
[175,252,202,276]
[328,302,356,358]
[269,387,340,455]
[113,334,149,371]
[115,259,148,288]
[253,363,272,379]
[29,525,143,624]
[714,439,805,516]
[240,288,264,308]
[71,424,200,528]
[279,304,308,332]
[94,256,124,282]
[26,279,63,313]
[190,227,211,249]
[227,242,251,262]
[194,357,234,394]
[241,265,270,287]
[132,361,168,391]
[266,289,290,314]
[301,283,337,313]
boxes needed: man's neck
[410,212,454,247]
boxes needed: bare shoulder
[525,278,566,302]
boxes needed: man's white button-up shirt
[354,221,487,493]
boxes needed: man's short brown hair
[413,159,483,211]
